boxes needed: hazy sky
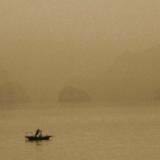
[0,0,160,101]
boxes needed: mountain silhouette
[0,67,29,104]
[102,47,160,102]
[58,86,91,102]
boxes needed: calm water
[0,103,160,160]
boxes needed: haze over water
[0,0,160,159]
[1,0,160,102]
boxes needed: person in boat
[35,128,42,137]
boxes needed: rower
[35,128,42,137]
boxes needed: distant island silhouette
[100,48,160,103]
[58,86,91,102]
[0,67,29,104]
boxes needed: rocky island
[58,86,91,102]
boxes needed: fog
[0,0,160,103]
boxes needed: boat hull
[25,135,52,141]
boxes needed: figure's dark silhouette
[35,129,42,137]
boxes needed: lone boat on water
[25,129,52,141]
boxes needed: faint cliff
[0,67,29,104]
[101,47,160,103]
[58,86,91,102]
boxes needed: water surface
[0,103,159,160]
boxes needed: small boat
[25,135,52,141]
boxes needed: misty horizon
[1,0,160,104]
[0,46,160,104]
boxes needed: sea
[0,102,160,160]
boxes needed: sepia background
[0,0,160,160]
